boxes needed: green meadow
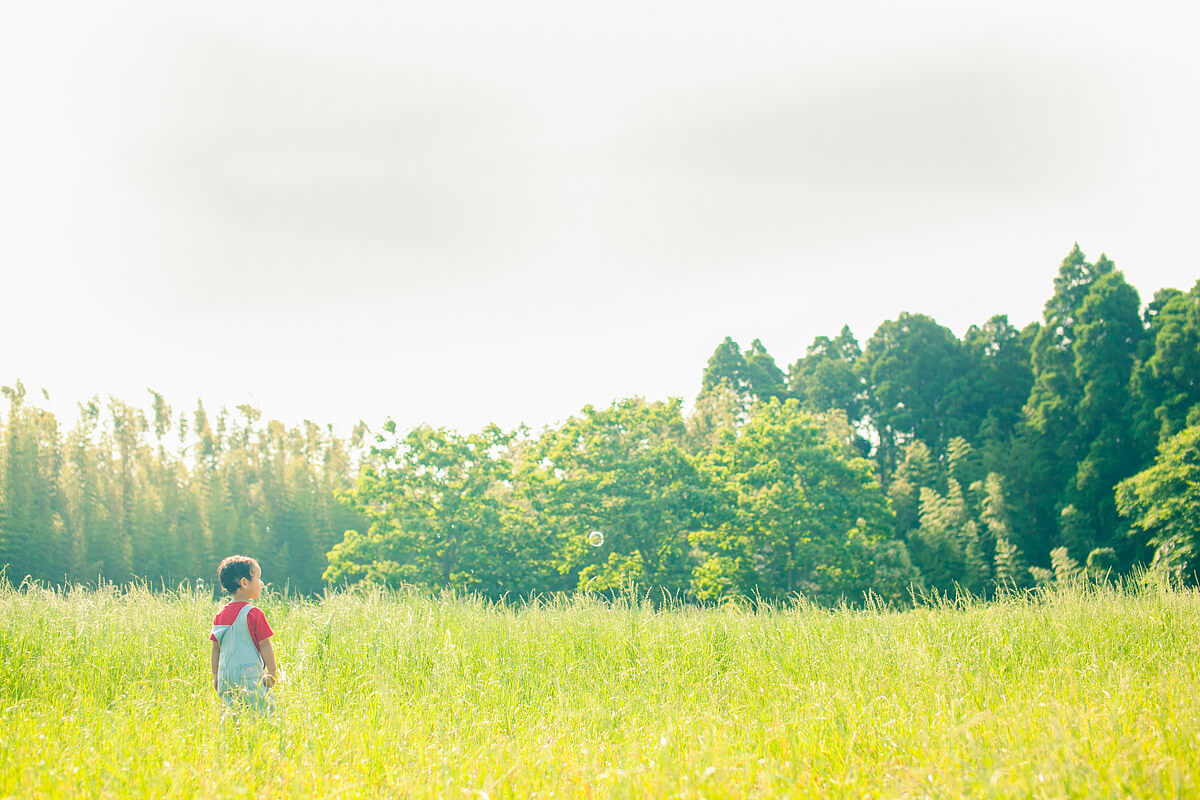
[2,581,1198,799]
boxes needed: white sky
[1,0,1197,435]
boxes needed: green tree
[0,381,363,590]
[59,398,116,582]
[521,398,710,594]
[142,390,198,583]
[887,436,1024,595]
[1131,281,1200,455]
[0,384,66,582]
[859,313,968,474]
[743,339,787,402]
[108,399,158,582]
[979,472,1028,589]
[959,315,1036,451]
[700,336,787,413]
[1024,245,1108,460]
[693,400,902,604]
[886,440,937,537]
[911,479,989,596]
[683,382,743,454]
[1063,270,1144,559]
[701,337,750,395]
[327,422,549,596]
[1115,424,1200,581]
[1017,245,1116,563]
[787,326,869,454]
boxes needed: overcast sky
[2,0,1196,435]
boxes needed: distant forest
[3,245,1198,602]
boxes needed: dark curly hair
[216,555,259,594]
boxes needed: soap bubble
[587,530,604,547]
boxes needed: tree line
[0,391,367,594]
[2,245,1198,601]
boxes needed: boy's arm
[210,639,220,691]
[259,639,277,688]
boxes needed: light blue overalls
[212,604,274,715]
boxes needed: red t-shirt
[210,601,273,651]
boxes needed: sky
[1,0,1197,436]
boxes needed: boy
[210,555,277,714]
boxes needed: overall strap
[234,602,254,627]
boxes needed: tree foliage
[327,423,556,595]
[1116,424,1200,580]
[0,386,365,593]
[520,398,709,594]
[693,401,905,603]
[860,313,969,473]
[1131,281,1200,452]
[2,243,1195,601]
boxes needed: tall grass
[2,579,1198,798]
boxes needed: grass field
[1,580,1198,798]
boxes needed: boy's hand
[259,639,278,690]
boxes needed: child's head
[217,555,263,597]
